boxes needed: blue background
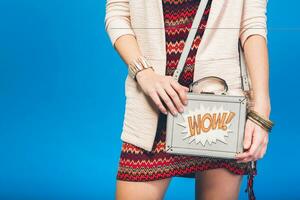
[0,0,299,199]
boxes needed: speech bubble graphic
[176,104,236,146]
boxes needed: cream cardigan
[104,0,268,151]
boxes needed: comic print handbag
[165,0,252,159]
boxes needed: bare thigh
[195,168,243,200]
[116,178,172,200]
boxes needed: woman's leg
[195,168,243,200]
[116,177,172,200]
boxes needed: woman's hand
[136,68,189,116]
[236,103,271,163]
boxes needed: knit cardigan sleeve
[239,0,268,48]
[104,0,136,48]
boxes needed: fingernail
[184,100,188,105]
[179,107,184,113]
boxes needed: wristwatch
[128,55,154,81]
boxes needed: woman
[105,0,271,199]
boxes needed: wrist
[127,55,154,81]
[251,100,271,119]
[136,67,155,83]
[249,92,270,113]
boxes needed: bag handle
[172,0,250,92]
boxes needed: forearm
[243,35,271,117]
[114,34,143,66]
[105,0,143,66]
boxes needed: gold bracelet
[246,109,274,132]
[247,115,271,132]
[247,109,274,127]
[247,112,273,129]
[247,110,274,130]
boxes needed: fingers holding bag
[136,69,189,116]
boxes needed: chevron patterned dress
[117,1,256,198]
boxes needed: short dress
[117,0,257,199]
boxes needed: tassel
[245,174,255,200]
[245,161,256,200]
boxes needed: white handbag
[165,0,253,159]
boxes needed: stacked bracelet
[247,109,275,132]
